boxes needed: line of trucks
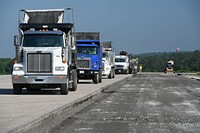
[12,9,138,95]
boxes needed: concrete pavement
[0,74,131,133]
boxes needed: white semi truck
[115,55,130,74]
[115,51,130,74]
[12,9,77,94]
[102,41,115,79]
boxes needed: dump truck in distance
[102,41,115,78]
[76,32,102,84]
[12,9,77,94]
[115,51,131,74]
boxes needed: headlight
[94,62,97,68]
[55,66,65,71]
[14,66,23,71]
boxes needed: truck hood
[23,47,62,53]
[23,47,62,58]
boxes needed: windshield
[23,34,63,47]
[115,58,126,62]
[102,52,108,59]
[77,46,97,55]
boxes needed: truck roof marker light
[14,76,19,79]
[57,76,65,79]
[43,25,48,28]
[30,28,35,31]
[62,59,67,64]
[13,59,18,64]
[53,28,58,31]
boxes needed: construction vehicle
[164,59,175,73]
[12,9,77,94]
[102,41,115,79]
[76,32,102,84]
[130,58,138,76]
[115,51,130,74]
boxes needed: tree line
[0,58,13,75]
[0,50,200,74]
[136,50,200,72]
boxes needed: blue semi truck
[75,32,102,84]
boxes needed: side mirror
[72,35,75,45]
[14,35,19,46]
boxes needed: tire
[124,69,127,74]
[112,68,115,78]
[129,68,132,74]
[108,70,112,79]
[13,84,22,94]
[71,70,77,91]
[99,69,102,83]
[133,71,137,76]
[125,68,129,74]
[60,83,69,95]
[93,74,99,84]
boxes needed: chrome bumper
[12,75,67,84]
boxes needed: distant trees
[0,58,13,75]
[0,50,200,74]
[136,50,200,72]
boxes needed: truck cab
[12,9,77,94]
[115,55,130,74]
[76,32,102,84]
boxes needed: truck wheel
[71,70,77,91]
[13,84,22,94]
[99,69,102,83]
[60,83,69,95]
[108,70,112,79]
[129,68,132,74]
[93,74,99,84]
[112,69,115,78]
[125,69,129,74]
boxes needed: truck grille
[77,58,90,69]
[116,65,124,69]
[27,53,52,73]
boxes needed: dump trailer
[76,32,102,84]
[12,9,77,94]
[102,41,115,78]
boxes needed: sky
[0,0,200,58]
